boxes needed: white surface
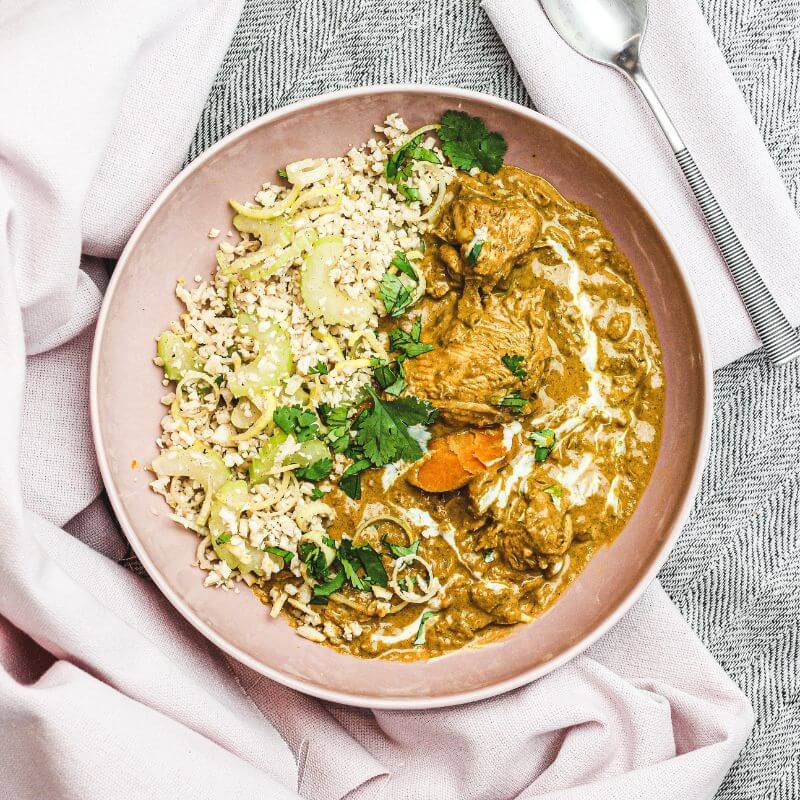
[0,1,755,798]
[484,0,800,369]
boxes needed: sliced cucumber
[232,214,293,247]
[287,439,330,468]
[229,313,292,401]
[300,236,373,327]
[157,331,200,381]
[209,480,264,576]
[151,446,229,493]
[249,431,289,484]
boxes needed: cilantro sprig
[501,353,528,380]
[385,132,441,203]
[379,271,414,318]
[529,428,556,463]
[438,110,507,173]
[273,405,320,442]
[497,390,528,416]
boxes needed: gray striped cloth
[185,1,800,796]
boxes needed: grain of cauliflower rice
[150,111,665,659]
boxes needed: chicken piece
[406,427,509,493]
[404,288,549,427]
[432,173,542,293]
[469,581,526,624]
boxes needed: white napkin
[483,0,800,369]
[0,2,754,799]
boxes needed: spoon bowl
[540,0,648,71]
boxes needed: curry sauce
[254,166,664,659]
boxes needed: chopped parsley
[379,271,414,318]
[295,457,333,482]
[530,428,556,462]
[273,405,320,442]
[215,532,232,545]
[466,239,484,265]
[277,167,288,179]
[264,546,294,564]
[310,487,325,500]
[413,610,437,646]
[498,390,528,415]
[389,317,433,359]
[308,360,329,375]
[391,251,418,282]
[501,353,527,379]
[438,110,507,173]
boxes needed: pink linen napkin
[482,0,800,369]
[0,2,753,799]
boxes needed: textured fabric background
[180,1,800,797]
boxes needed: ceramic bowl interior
[91,86,709,709]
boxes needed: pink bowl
[90,85,711,709]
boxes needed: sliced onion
[389,554,440,603]
[231,394,276,443]
[355,514,412,542]
[171,371,220,419]
[285,158,329,187]
[229,185,301,220]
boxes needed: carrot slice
[408,427,509,493]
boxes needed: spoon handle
[631,68,800,365]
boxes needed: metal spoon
[540,0,800,365]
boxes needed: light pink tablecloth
[0,2,758,798]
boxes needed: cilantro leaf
[439,110,507,173]
[308,360,329,375]
[277,167,288,179]
[310,487,325,500]
[215,532,232,545]
[273,405,320,442]
[382,535,420,559]
[391,251,418,282]
[385,133,441,182]
[299,541,329,582]
[339,457,371,500]
[413,610,437,645]
[264,546,294,564]
[398,183,420,203]
[379,271,414,318]
[371,357,407,396]
[530,427,556,462]
[497,390,528,416]
[389,319,433,359]
[312,568,346,598]
[295,457,333,482]
[355,388,430,466]
[501,353,527,379]
[466,239,484,265]
[352,543,388,587]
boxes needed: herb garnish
[379,271,414,318]
[295,457,333,482]
[544,484,563,508]
[498,390,528,415]
[310,487,325,500]
[389,317,433,359]
[438,110,507,173]
[382,535,420,559]
[483,549,496,563]
[356,388,438,467]
[391,251,418,282]
[385,133,441,202]
[530,428,556,463]
[308,360,329,375]
[215,532,232,545]
[339,458,371,500]
[265,546,294,564]
[277,167,288,179]
[501,353,527,380]
[320,403,353,453]
[466,239,484,265]
[312,568,346,597]
[413,610,437,646]
[274,405,320,442]
[371,357,407,396]
[299,541,329,583]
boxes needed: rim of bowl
[90,84,713,710]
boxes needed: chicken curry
[254,164,664,659]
